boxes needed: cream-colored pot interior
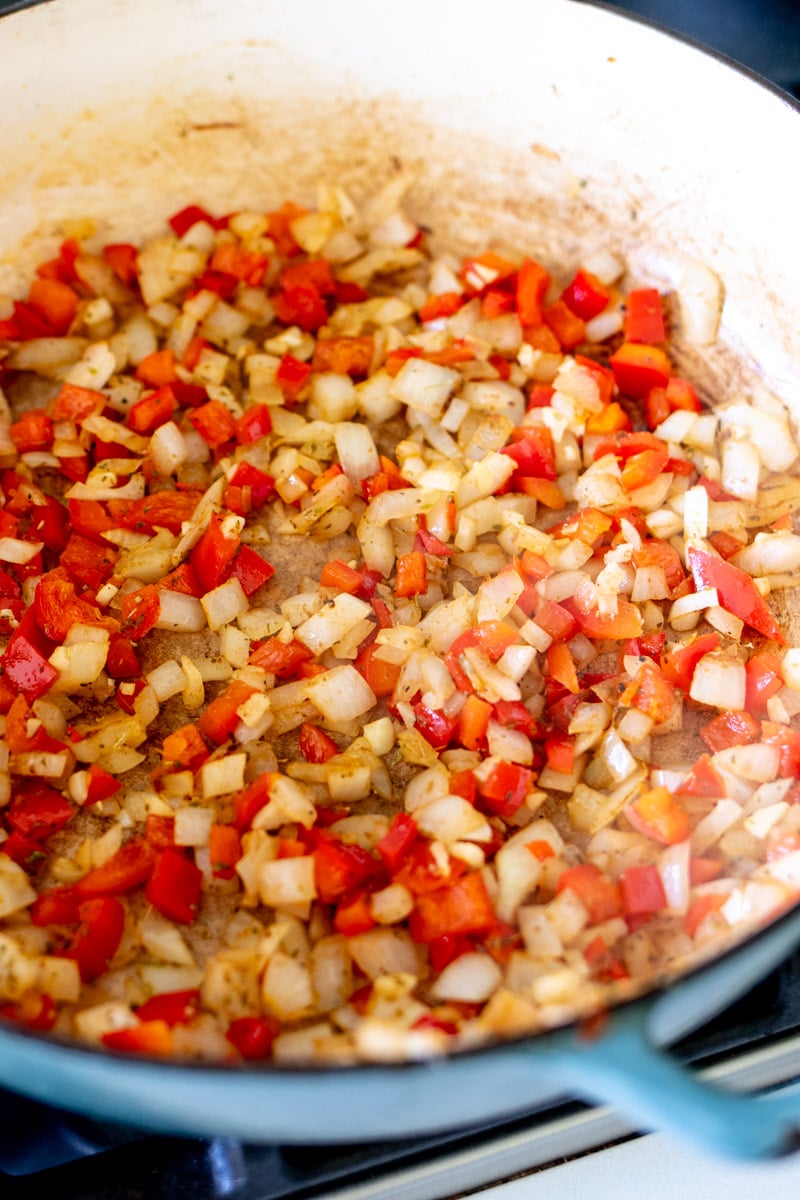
[0,0,797,420]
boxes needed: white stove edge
[319,1032,800,1200]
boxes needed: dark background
[611,0,800,97]
[0,0,797,96]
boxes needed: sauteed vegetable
[0,182,799,1064]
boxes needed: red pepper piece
[236,403,272,445]
[6,782,74,842]
[248,636,313,677]
[375,813,419,874]
[128,385,176,434]
[515,258,551,327]
[687,547,785,643]
[333,890,376,936]
[557,864,623,924]
[74,838,155,897]
[413,703,458,750]
[145,849,203,924]
[188,399,237,448]
[226,1015,280,1060]
[120,584,161,640]
[478,760,534,819]
[298,723,339,764]
[197,679,258,744]
[208,824,242,880]
[561,269,610,321]
[134,349,178,388]
[168,205,225,237]
[108,491,202,535]
[313,834,383,905]
[623,288,666,343]
[10,408,54,453]
[102,243,139,287]
[609,343,670,397]
[700,709,760,753]
[61,897,125,981]
[230,545,275,597]
[102,1020,174,1056]
[354,642,401,697]
[190,513,240,591]
[542,299,586,350]
[136,989,200,1026]
[59,533,118,591]
[0,618,59,702]
[409,872,495,943]
[395,550,427,597]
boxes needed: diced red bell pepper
[354,642,401,697]
[409,872,495,943]
[135,349,178,388]
[700,709,760,753]
[145,814,176,849]
[503,424,557,481]
[145,848,203,924]
[27,278,78,335]
[83,764,122,806]
[106,634,141,679]
[29,496,70,553]
[429,933,473,973]
[10,408,53,453]
[0,620,59,701]
[660,632,720,692]
[161,723,209,771]
[545,641,579,694]
[168,204,225,237]
[248,636,313,677]
[626,787,691,845]
[618,663,675,724]
[620,447,670,491]
[273,281,329,331]
[544,729,575,774]
[311,336,374,378]
[208,824,242,880]
[102,1020,174,1056]
[298,722,339,764]
[458,694,493,751]
[61,897,125,981]
[128,385,176,434]
[334,890,376,936]
[136,989,200,1026]
[236,403,272,445]
[687,547,784,643]
[623,288,666,344]
[542,299,586,350]
[674,755,726,798]
[547,506,614,546]
[515,258,551,327]
[188,399,237,448]
[419,292,464,322]
[232,546,275,597]
[190,513,240,591]
[6,783,74,842]
[0,993,58,1032]
[684,893,726,938]
[744,652,785,715]
[569,589,643,641]
[561,269,610,321]
[120,584,161,640]
[557,863,623,924]
[59,533,118,591]
[620,864,667,916]
[395,550,427,597]
[108,491,202,535]
[197,679,259,744]
[209,242,268,285]
[583,936,629,982]
[609,343,670,397]
[74,838,155,897]
[413,703,457,750]
[224,462,275,515]
[478,761,534,819]
[226,1015,280,1060]
[760,722,800,778]
[102,242,139,287]
[313,833,383,904]
[33,570,118,643]
[444,621,520,692]
[376,813,418,874]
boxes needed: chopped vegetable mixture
[0,181,798,1064]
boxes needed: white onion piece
[430,952,503,1003]
[334,422,380,483]
[678,259,722,345]
[156,590,206,633]
[658,840,691,916]
[201,577,249,632]
[307,666,376,722]
[689,653,745,710]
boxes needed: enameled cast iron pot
[0,0,799,1160]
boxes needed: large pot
[0,0,799,1160]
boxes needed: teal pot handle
[539,1005,800,1160]
[534,907,800,1160]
